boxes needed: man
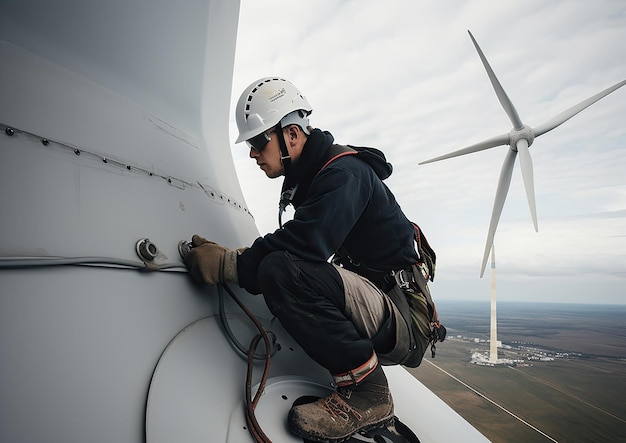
[185,77,427,442]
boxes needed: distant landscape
[407,300,626,442]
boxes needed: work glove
[184,235,239,286]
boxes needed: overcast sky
[227,0,626,305]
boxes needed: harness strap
[332,352,378,387]
[318,144,357,170]
[320,150,358,171]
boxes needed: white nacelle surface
[0,1,489,442]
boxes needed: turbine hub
[509,125,535,150]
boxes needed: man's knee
[257,251,346,315]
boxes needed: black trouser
[257,251,383,374]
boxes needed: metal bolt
[178,240,192,259]
[41,138,49,146]
[5,127,15,136]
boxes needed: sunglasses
[246,129,277,152]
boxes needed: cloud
[229,0,626,304]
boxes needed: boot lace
[320,389,363,422]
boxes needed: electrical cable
[1,257,279,361]
[220,283,274,443]
[2,254,276,442]
[0,256,187,271]
[217,284,278,361]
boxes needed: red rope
[221,283,273,443]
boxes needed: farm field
[406,301,626,442]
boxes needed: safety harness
[300,145,447,364]
[278,144,358,227]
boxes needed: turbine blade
[534,79,626,137]
[480,148,517,277]
[468,30,524,130]
[516,139,538,232]
[419,133,509,165]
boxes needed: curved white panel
[0,1,490,442]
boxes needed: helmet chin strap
[276,122,291,176]
[277,122,294,228]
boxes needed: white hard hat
[235,77,312,143]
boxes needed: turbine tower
[489,244,498,363]
[420,31,626,277]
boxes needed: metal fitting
[135,238,158,261]
[178,240,192,259]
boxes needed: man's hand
[184,235,239,286]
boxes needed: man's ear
[286,125,299,144]
[285,125,306,161]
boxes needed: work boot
[288,362,394,442]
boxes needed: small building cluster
[450,335,573,367]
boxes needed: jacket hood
[280,129,393,209]
[346,145,393,180]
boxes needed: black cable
[216,284,278,360]
[2,254,276,441]
[221,283,274,443]
[0,256,186,271]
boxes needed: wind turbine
[420,30,626,277]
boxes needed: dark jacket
[237,129,418,294]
